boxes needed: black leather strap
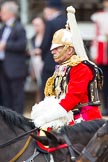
[63,134,77,162]
[82,148,97,162]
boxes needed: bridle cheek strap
[48,143,68,152]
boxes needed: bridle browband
[0,127,39,148]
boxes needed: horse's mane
[0,106,35,130]
[61,119,106,135]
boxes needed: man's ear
[68,47,74,56]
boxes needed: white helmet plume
[66,6,89,61]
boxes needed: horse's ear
[42,130,59,143]
[31,134,49,145]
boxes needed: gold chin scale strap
[55,45,70,59]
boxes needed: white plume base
[31,96,73,129]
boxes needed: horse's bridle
[48,133,81,162]
[47,133,98,162]
[81,138,108,162]
[0,127,50,162]
[63,134,78,162]
[48,136,97,162]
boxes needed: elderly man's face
[51,46,74,64]
[0,7,13,22]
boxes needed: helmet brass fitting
[50,28,73,51]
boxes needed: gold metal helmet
[50,28,73,51]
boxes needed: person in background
[0,1,27,114]
[90,0,108,116]
[40,0,66,100]
[0,84,2,105]
[29,16,45,103]
[31,5,102,128]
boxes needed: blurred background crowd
[0,0,108,117]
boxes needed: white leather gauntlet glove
[31,97,70,128]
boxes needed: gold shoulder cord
[44,55,82,97]
[44,75,55,97]
[68,55,82,66]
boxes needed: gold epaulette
[44,75,55,97]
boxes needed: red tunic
[59,63,102,121]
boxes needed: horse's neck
[0,119,31,157]
[67,130,94,146]
[0,120,17,141]
[78,132,108,162]
[0,120,26,139]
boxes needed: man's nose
[51,49,56,54]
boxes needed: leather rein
[0,127,39,148]
[0,127,41,162]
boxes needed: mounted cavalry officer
[31,6,102,129]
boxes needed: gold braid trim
[69,55,82,66]
[44,55,82,97]
[62,55,82,66]
[44,75,55,97]
[57,45,70,59]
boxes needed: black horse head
[31,119,105,162]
